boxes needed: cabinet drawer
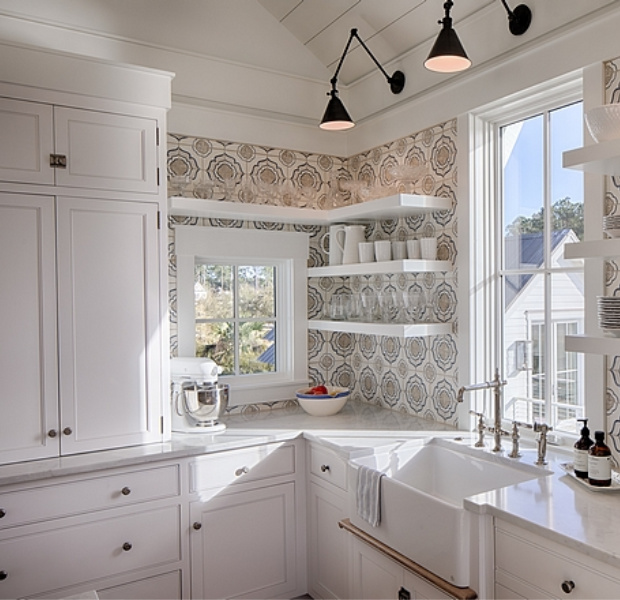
[0,465,180,529]
[189,443,296,492]
[495,521,620,599]
[309,444,348,491]
[0,504,181,600]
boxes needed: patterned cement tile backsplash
[167,119,459,425]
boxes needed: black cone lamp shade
[424,0,471,73]
[319,28,405,131]
[320,89,354,131]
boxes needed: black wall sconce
[424,0,471,73]
[319,28,405,131]
[500,0,532,36]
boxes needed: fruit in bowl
[296,386,350,416]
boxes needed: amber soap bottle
[573,418,593,479]
[588,431,612,487]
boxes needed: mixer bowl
[182,382,229,426]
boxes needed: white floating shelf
[566,334,620,356]
[564,239,620,259]
[563,139,620,175]
[308,259,453,278]
[169,193,451,225]
[308,319,452,337]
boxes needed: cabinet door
[350,536,403,600]
[190,482,299,599]
[308,481,349,599]
[98,570,183,600]
[0,98,54,185]
[0,193,59,463]
[54,107,158,193]
[56,196,163,454]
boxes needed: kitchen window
[175,225,308,406]
[465,74,589,437]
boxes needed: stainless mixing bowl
[181,381,229,426]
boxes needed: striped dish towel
[356,465,384,527]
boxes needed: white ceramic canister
[342,225,366,264]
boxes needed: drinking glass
[378,291,401,322]
[361,291,378,322]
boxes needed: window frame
[459,71,605,443]
[175,225,309,407]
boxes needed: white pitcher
[342,225,366,264]
[321,224,347,266]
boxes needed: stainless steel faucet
[457,368,508,452]
[534,422,553,465]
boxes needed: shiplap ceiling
[257,0,492,85]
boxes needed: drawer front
[0,465,180,529]
[309,444,347,491]
[189,443,296,492]
[495,522,620,600]
[0,504,181,600]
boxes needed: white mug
[342,225,366,264]
[374,240,392,262]
[392,241,407,260]
[321,224,346,266]
[420,237,438,260]
[359,242,375,263]
[407,239,421,259]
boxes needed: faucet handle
[534,422,553,434]
[469,410,486,447]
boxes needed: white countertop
[1,400,619,571]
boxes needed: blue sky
[503,101,584,227]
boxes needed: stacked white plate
[603,215,620,238]
[598,296,620,336]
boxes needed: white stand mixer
[170,357,229,433]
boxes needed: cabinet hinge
[157,167,160,186]
[157,211,162,230]
[49,154,67,169]
[160,416,164,434]
[156,127,160,146]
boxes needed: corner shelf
[168,193,451,225]
[563,139,620,175]
[308,259,453,278]
[308,319,452,337]
[563,239,620,260]
[566,334,620,356]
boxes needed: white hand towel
[356,464,384,527]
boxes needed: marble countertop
[1,400,619,571]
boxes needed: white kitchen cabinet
[495,519,620,600]
[0,193,164,462]
[307,443,349,599]
[0,463,185,600]
[56,196,163,454]
[188,441,306,600]
[0,98,159,194]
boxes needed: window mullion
[233,265,240,376]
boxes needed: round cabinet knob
[235,466,249,477]
[62,427,72,436]
[561,580,575,594]
[0,509,5,519]
[320,464,330,472]
[193,522,202,531]
[0,571,7,581]
[122,542,132,552]
[121,487,131,496]
[48,429,58,438]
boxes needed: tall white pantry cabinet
[0,43,173,464]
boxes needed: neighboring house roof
[257,325,275,366]
[504,228,574,307]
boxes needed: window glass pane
[195,264,233,319]
[502,114,544,270]
[195,321,234,375]
[238,265,275,318]
[239,321,276,374]
[550,102,584,242]
[502,273,546,424]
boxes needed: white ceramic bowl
[296,386,350,417]
[585,105,620,143]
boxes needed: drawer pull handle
[235,466,249,477]
[0,571,7,581]
[63,427,73,436]
[193,522,202,531]
[121,486,131,496]
[0,509,5,519]
[561,580,575,594]
[122,542,132,552]
[48,429,58,438]
[321,464,330,472]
